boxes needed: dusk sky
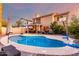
[2,3,79,24]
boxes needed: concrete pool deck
[0,34,79,56]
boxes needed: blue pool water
[10,35,66,48]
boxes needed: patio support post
[52,14,55,23]
[27,21,29,33]
[64,21,69,40]
[38,25,40,32]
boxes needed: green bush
[68,16,79,39]
[50,22,65,34]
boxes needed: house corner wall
[0,3,2,35]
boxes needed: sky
[2,3,79,24]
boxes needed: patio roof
[33,13,54,19]
[54,11,70,17]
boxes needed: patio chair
[1,45,21,56]
[48,31,53,34]
[0,51,7,56]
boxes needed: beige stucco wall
[40,15,52,27]
[2,27,26,35]
[57,13,71,26]
[2,27,6,35]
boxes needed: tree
[68,16,79,35]
[68,16,79,39]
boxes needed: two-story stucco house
[32,12,70,33]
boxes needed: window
[35,18,41,24]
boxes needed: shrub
[50,22,65,34]
[68,16,79,39]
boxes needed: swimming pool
[9,35,66,48]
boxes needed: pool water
[10,35,66,48]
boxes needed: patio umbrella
[6,17,12,43]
